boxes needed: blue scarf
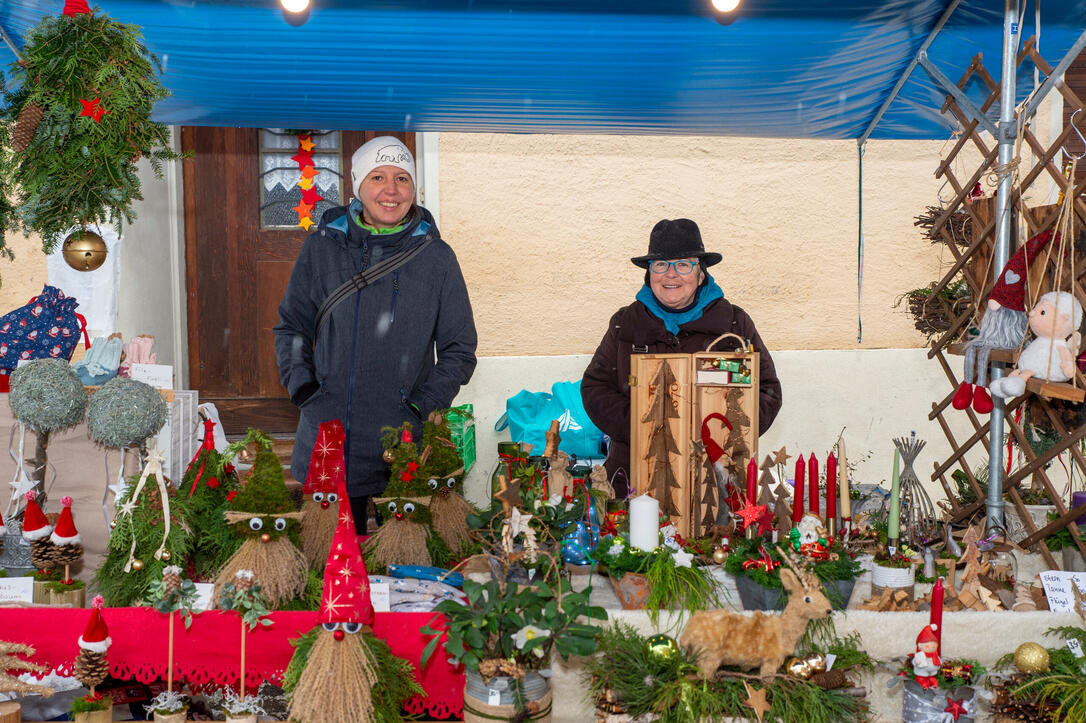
[636,276,724,335]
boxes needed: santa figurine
[912,623,941,689]
[954,231,1055,414]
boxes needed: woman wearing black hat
[581,218,782,498]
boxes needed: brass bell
[62,230,108,272]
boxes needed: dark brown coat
[581,297,782,493]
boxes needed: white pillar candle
[629,494,660,552]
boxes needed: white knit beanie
[350,136,416,201]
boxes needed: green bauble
[647,634,678,659]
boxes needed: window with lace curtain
[258,129,343,228]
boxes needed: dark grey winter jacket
[273,202,477,497]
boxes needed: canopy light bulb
[711,0,741,11]
[281,0,309,13]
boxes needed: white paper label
[370,582,390,613]
[1068,639,1084,658]
[129,363,173,389]
[1038,570,1086,612]
[192,582,215,611]
[0,577,34,603]
[488,688,501,706]
[824,653,837,671]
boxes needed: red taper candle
[930,578,944,648]
[826,452,837,521]
[793,454,805,523]
[746,457,758,505]
[808,453,819,517]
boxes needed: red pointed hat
[318,457,373,627]
[51,496,81,545]
[79,595,111,653]
[989,231,1056,311]
[0,509,6,537]
[303,420,346,497]
[62,0,91,16]
[916,623,938,646]
[21,490,52,541]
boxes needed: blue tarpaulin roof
[0,0,1084,138]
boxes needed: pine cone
[73,649,108,688]
[11,103,43,152]
[233,571,255,593]
[52,543,84,567]
[30,538,59,571]
[162,566,182,596]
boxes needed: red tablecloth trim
[0,608,463,718]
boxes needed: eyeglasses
[649,259,697,275]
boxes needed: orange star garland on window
[294,133,318,230]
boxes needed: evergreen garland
[94,472,191,606]
[585,622,869,723]
[1,8,185,251]
[177,451,240,579]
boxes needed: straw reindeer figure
[679,547,833,678]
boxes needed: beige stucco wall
[440,133,978,355]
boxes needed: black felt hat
[631,218,722,268]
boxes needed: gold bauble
[646,634,678,659]
[160,550,171,561]
[804,652,827,674]
[1014,642,1050,673]
[62,230,108,272]
[109,519,117,529]
[131,559,144,571]
[382,449,395,463]
[786,656,812,679]
[712,548,728,564]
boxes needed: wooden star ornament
[494,475,523,516]
[743,681,771,723]
[772,446,791,467]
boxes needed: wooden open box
[630,341,759,537]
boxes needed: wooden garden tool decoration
[641,361,681,516]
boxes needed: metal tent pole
[988,0,1020,532]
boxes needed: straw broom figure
[299,420,345,570]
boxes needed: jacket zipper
[390,271,399,325]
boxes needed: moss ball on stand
[86,377,167,448]
[9,359,87,432]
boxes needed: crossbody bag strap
[313,237,433,344]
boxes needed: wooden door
[182,127,415,434]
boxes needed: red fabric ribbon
[187,420,218,497]
[742,546,779,572]
[499,452,545,496]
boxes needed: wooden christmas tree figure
[0,641,53,707]
[1011,583,1038,612]
[20,490,57,573]
[774,484,794,538]
[757,471,776,536]
[693,440,717,536]
[214,431,306,609]
[95,448,190,607]
[180,419,240,578]
[72,595,112,719]
[300,420,346,569]
[724,387,751,463]
[286,468,421,723]
[641,361,681,515]
[50,496,83,583]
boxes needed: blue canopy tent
[0,0,1083,139]
[2,0,1085,528]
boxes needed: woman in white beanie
[274,136,477,531]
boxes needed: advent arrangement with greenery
[725,536,861,595]
[585,622,870,723]
[598,534,721,621]
[0,3,184,254]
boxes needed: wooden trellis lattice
[925,39,1086,570]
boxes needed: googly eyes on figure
[249,517,264,531]
[327,492,338,502]
[387,501,398,513]
[342,622,362,634]
[275,518,287,531]
[403,502,416,514]
[312,492,324,502]
[428,478,439,490]
[322,622,339,632]
[446,478,456,488]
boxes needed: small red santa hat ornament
[51,496,81,545]
[303,420,345,501]
[317,466,374,632]
[988,231,1056,311]
[79,595,112,653]
[62,0,91,16]
[21,490,52,541]
[916,623,938,647]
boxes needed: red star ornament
[399,470,413,483]
[300,187,324,205]
[407,461,420,473]
[206,477,220,489]
[290,151,314,169]
[79,97,109,123]
[943,698,968,721]
[63,0,91,16]
[735,500,766,531]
